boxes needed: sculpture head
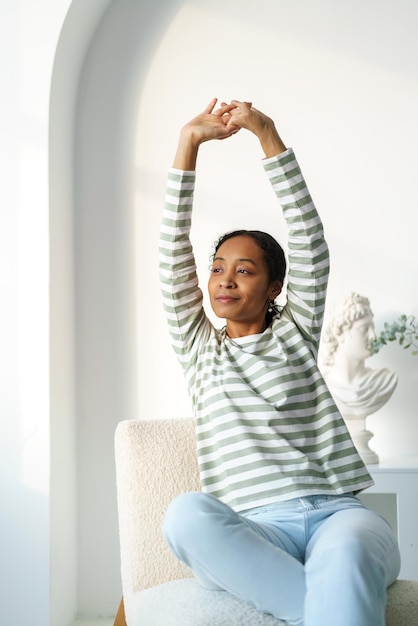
[321,292,376,367]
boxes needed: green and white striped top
[159,148,373,512]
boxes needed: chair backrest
[115,418,200,592]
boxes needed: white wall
[2,0,418,624]
[0,1,114,624]
[0,2,74,625]
[134,0,418,461]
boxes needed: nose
[219,272,236,288]
[368,325,376,342]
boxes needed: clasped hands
[182,98,274,145]
[174,98,285,169]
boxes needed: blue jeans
[163,491,400,626]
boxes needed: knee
[343,527,400,584]
[309,523,397,584]
[162,491,220,546]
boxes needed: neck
[331,352,366,385]
[226,321,267,339]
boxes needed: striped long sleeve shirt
[159,148,373,512]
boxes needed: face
[340,314,376,361]
[208,235,281,335]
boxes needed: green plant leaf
[371,314,418,356]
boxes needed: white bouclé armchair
[114,418,418,626]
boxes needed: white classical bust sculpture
[320,292,398,464]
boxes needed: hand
[222,100,268,134]
[173,98,240,170]
[224,100,287,158]
[181,98,240,144]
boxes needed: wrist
[257,121,287,158]
[172,128,200,170]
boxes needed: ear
[270,281,282,300]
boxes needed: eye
[237,268,250,274]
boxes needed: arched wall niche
[50,1,115,622]
[50,0,184,618]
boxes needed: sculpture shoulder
[324,365,398,417]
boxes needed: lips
[216,295,239,304]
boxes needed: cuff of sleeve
[168,167,196,177]
[262,147,295,167]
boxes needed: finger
[230,100,253,110]
[220,102,231,118]
[214,102,237,117]
[203,97,218,114]
[220,102,235,111]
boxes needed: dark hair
[213,229,287,324]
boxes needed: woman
[159,99,400,626]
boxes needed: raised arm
[160,99,241,369]
[264,151,329,355]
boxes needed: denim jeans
[163,491,400,626]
